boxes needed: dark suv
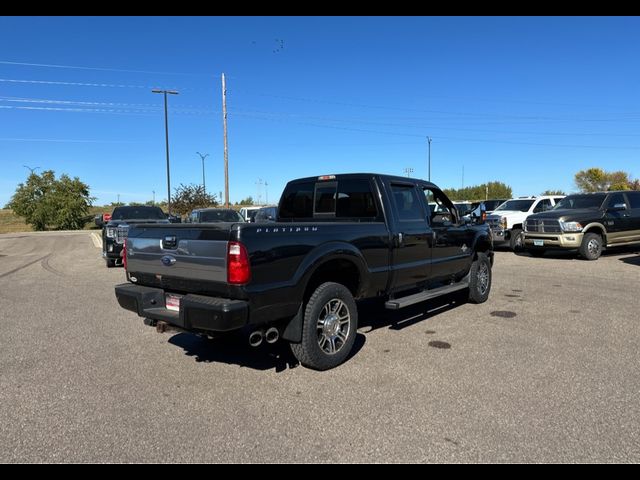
[187,208,244,223]
[523,190,640,260]
[97,206,169,267]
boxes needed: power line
[232,112,640,150]
[0,60,213,77]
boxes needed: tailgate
[126,224,231,284]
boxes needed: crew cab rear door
[383,181,432,292]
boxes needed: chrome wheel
[587,238,600,256]
[477,262,489,295]
[316,298,351,355]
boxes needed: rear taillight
[122,238,128,270]
[227,241,250,285]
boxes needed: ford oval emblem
[161,255,176,267]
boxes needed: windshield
[199,210,244,222]
[111,206,166,220]
[553,194,606,210]
[494,199,535,212]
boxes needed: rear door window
[626,191,640,209]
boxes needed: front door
[386,182,432,293]
[423,187,475,284]
[605,192,632,244]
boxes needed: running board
[385,281,469,310]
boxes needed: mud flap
[281,304,304,343]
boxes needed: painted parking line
[90,232,102,249]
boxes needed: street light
[23,165,40,175]
[196,152,209,194]
[427,136,432,182]
[152,88,179,214]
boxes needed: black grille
[526,219,561,233]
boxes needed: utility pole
[23,165,40,175]
[152,88,179,214]
[117,193,120,205]
[265,181,268,205]
[427,136,432,182]
[222,73,229,208]
[461,165,464,190]
[152,190,156,204]
[256,178,264,205]
[404,167,414,177]
[196,152,209,194]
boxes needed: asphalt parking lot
[1,231,639,463]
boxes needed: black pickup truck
[97,205,170,267]
[115,174,493,370]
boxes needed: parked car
[470,199,508,214]
[239,206,263,223]
[486,195,565,251]
[188,208,244,223]
[524,190,640,260]
[254,206,277,223]
[115,173,493,370]
[452,201,474,216]
[97,205,169,267]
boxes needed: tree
[443,181,512,201]
[238,196,254,206]
[574,168,632,192]
[8,170,93,231]
[170,183,218,216]
[541,189,566,196]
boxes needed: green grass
[0,209,33,234]
[0,207,109,234]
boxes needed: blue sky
[1,16,639,207]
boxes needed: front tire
[579,232,603,260]
[290,282,358,371]
[509,228,524,251]
[468,253,492,303]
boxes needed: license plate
[165,294,181,312]
[534,239,544,246]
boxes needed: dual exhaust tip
[249,327,279,347]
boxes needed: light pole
[23,165,40,175]
[152,88,179,214]
[404,167,414,177]
[427,136,432,182]
[196,152,209,194]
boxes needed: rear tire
[290,282,358,371]
[579,232,603,260]
[468,253,491,303]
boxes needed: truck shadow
[516,245,640,261]
[166,291,465,372]
[620,253,640,266]
[357,291,466,333]
[167,330,366,373]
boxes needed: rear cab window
[279,177,381,221]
